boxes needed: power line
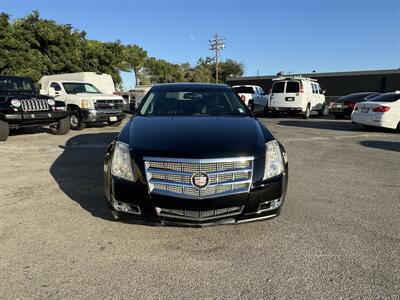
[209,33,225,83]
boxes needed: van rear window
[286,81,299,93]
[271,82,285,93]
[233,86,254,94]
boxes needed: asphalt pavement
[0,116,399,299]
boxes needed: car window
[259,87,265,95]
[317,84,323,94]
[286,81,300,93]
[138,87,250,116]
[0,77,35,93]
[271,82,285,93]
[50,82,62,91]
[369,94,400,103]
[233,86,254,94]
[62,82,101,94]
[312,83,317,94]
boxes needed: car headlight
[111,141,135,181]
[263,140,285,180]
[11,99,21,108]
[81,98,94,109]
[47,98,55,106]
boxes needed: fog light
[258,198,281,212]
[112,199,141,215]
[270,198,281,209]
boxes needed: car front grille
[21,99,49,112]
[144,156,254,199]
[94,99,124,111]
[156,206,244,221]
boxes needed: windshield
[138,87,250,116]
[62,82,101,94]
[0,77,35,93]
[233,86,254,94]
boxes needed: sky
[1,0,399,89]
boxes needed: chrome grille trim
[94,99,124,111]
[144,156,254,199]
[156,206,244,221]
[21,99,49,112]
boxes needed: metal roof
[226,69,400,81]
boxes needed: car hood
[74,93,123,100]
[0,93,50,102]
[127,116,273,159]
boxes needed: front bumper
[108,172,288,226]
[0,110,69,126]
[81,109,125,123]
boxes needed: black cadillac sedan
[103,83,288,226]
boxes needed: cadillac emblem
[191,172,209,189]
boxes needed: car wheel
[248,100,255,113]
[50,115,70,135]
[107,120,122,127]
[396,122,400,133]
[318,104,326,117]
[363,125,373,131]
[303,104,311,119]
[0,120,9,141]
[70,111,86,130]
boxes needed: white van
[268,76,326,118]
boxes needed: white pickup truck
[232,85,268,114]
[40,76,125,130]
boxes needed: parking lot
[0,116,399,299]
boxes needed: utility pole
[209,33,225,83]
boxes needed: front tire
[50,116,70,135]
[70,111,86,130]
[303,104,311,119]
[0,120,9,141]
[318,104,326,117]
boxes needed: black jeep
[0,76,70,141]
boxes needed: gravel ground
[0,116,399,299]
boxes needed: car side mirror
[122,103,136,114]
[48,87,56,97]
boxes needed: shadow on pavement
[50,132,119,220]
[278,120,360,131]
[360,140,400,152]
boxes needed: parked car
[268,76,325,118]
[329,92,381,119]
[232,85,268,114]
[351,92,400,132]
[103,83,289,225]
[40,76,125,130]
[0,76,70,141]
